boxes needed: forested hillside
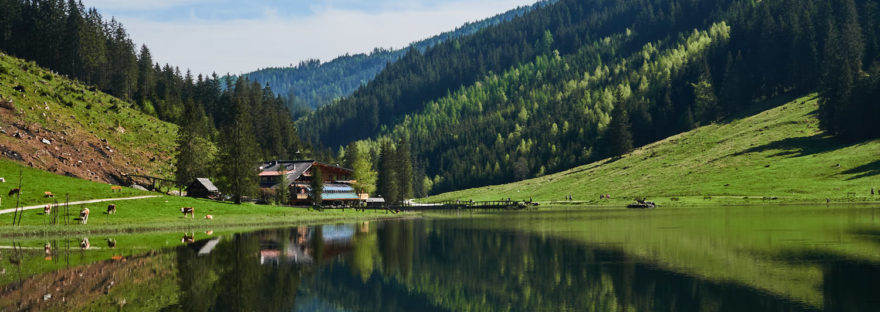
[241,1,549,117]
[303,0,880,195]
[0,0,314,199]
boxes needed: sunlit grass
[428,94,880,206]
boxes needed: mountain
[240,1,552,115]
[300,0,880,195]
[0,51,177,184]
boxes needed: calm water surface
[1,205,879,311]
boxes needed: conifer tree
[396,138,414,201]
[219,79,259,204]
[606,103,633,158]
[310,167,323,207]
[174,100,215,189]
[377,141,399,204]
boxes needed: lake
[1,205,879,311]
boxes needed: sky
[80,0,538,76]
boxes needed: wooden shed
[187,178,220,199]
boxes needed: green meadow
[427,94,880,206]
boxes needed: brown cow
[44,204,51,215]
[43,191,54,198]
[181,207,194,218]
[204,214,213,220]
[80,238,90,249]
[110,185,123,192]
[80,207,90,224]
[107,204,116,214]
[8,188,20,197]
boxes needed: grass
[0,51,177,180]
[0,159,148,207]
[427,93,880,206]
[1,195,407,236]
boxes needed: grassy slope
[0,52,177,183]
[0,159,148,207]
[428,94,880,205]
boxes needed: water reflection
[1,207,878,311]
[169,220,832,311]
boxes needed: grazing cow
[106,204,116,214]
[44,191,54,198]
[205,230,214,235]
[80,208,90,224]
[181,207,194,218]
[106,238,116,248]
[110,185,123,192]
[8,188,20,197]
[181,233,195,244]
[204,214,213,220]
[80,238,90,249]
[44,204,51,215]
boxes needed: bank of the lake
[0,195,410,237]
[426,94,880,207]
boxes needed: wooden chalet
[186,178,220,199]
[258,160,367,205]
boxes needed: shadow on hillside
[843,160,880,180]
[732,134,844,158]
[716,93,814,124]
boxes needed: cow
[181,207,194,218]
[80,207,90,224]
[80,238,90,249]
[110,185,123,192]
[8,188,20,197]
[106,204,116,214]
[181,233,194,244]
[44,191,54,198]
[106,238,116,248]
[44,204,51,215]
[204,214,213,220]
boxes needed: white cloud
[107,0,537,75]
[84,0,212,10]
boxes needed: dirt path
[0,195,160,215]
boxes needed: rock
[131,184,148,191]
[41,138,51,144]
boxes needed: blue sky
[81,0,537,75]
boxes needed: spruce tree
[219,79,259,204]
[310,167,323,207]
[174,100,216,190]
[396,138,414,202]
[377,141,399,205]
[606,103,633,158]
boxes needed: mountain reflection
[169,220,821,312]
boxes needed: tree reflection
[171,221,840,311]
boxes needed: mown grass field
[428,94,880,206]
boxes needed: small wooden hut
[187,178,220,199]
